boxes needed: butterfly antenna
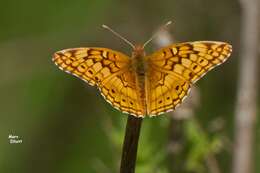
[102,24,135,49]
[142,21,172,48]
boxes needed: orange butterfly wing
[146,41,232,115]
[52,48,145,116]
[53,41,232,117]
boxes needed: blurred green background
[0,0,259,173]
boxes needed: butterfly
[52,22,232,118]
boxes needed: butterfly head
[132,44,145,58]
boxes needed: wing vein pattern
[53,47,145,116]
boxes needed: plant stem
[120,115,143,173]
[232,0,259,172]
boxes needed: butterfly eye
[167,97,170,100]
[175,85,180,90]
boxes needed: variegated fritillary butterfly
[52,22,232,118]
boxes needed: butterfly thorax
[131,45,147,74]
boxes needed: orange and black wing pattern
[52,47,145,116]
[146,41,232,115]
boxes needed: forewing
[149,41,232,83]
[53,47,130,86]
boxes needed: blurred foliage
[101,116,169,173]
[0,0,259,173]
[184,118,223,173]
